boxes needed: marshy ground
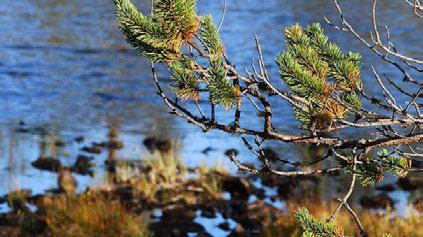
[0,135,422,236]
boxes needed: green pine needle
[277,23,363,129]
[169,61,200,101]
[199,15,224,55]
[378,149,410,178]
[207,55,239,109]
[114,0,181,62]
[345,149,410,186]
[276,52,326,99]
[294,207,343,237]
[154,0,199,36]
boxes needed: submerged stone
[81,145,102,154]
[74,136,85,143]
[54,141,65,147]
[72,155,94,176]
[143,137,172,153]
[218,222,231,231]
[375,184,396,192]
[397,175,423,191]
[222,177,253,201]
[31,157,62,172]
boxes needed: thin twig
[218,0,227,31]
[327,154,357,222]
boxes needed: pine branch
[277,23,363,129]
[199,15,224,55]
[342,92,362,110]
[115,0,239,109]
[207,55,239,109]
[345,149,410,186]
[347,159,381,186]
[378,149,410,178]
[294,207,343,237]
[169,61,200,101]
[114,0,181,62]
[305,23,362,92]
[154,0,199,40]
[276,52,326,99]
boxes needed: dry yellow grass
[40,193,152,237]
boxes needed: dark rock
[93,140,124,149]
[54,141,65,147]
[31,157,62,172]
[151,205,211,236]
[360,193,394,209]
[150,220,210,237]
[143,137,172,153]
[74,136,84,143]
[218,222,231,231]
[81,145,102,154]
[155,139,171,153]
[162,207,197,221]
[222,177,252,201]
[397,176,423,191]
[375,184,396,192]
[224,149,239,157]
[72,155,94,176]
[200,208,216,219]
[143,137,156,152]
